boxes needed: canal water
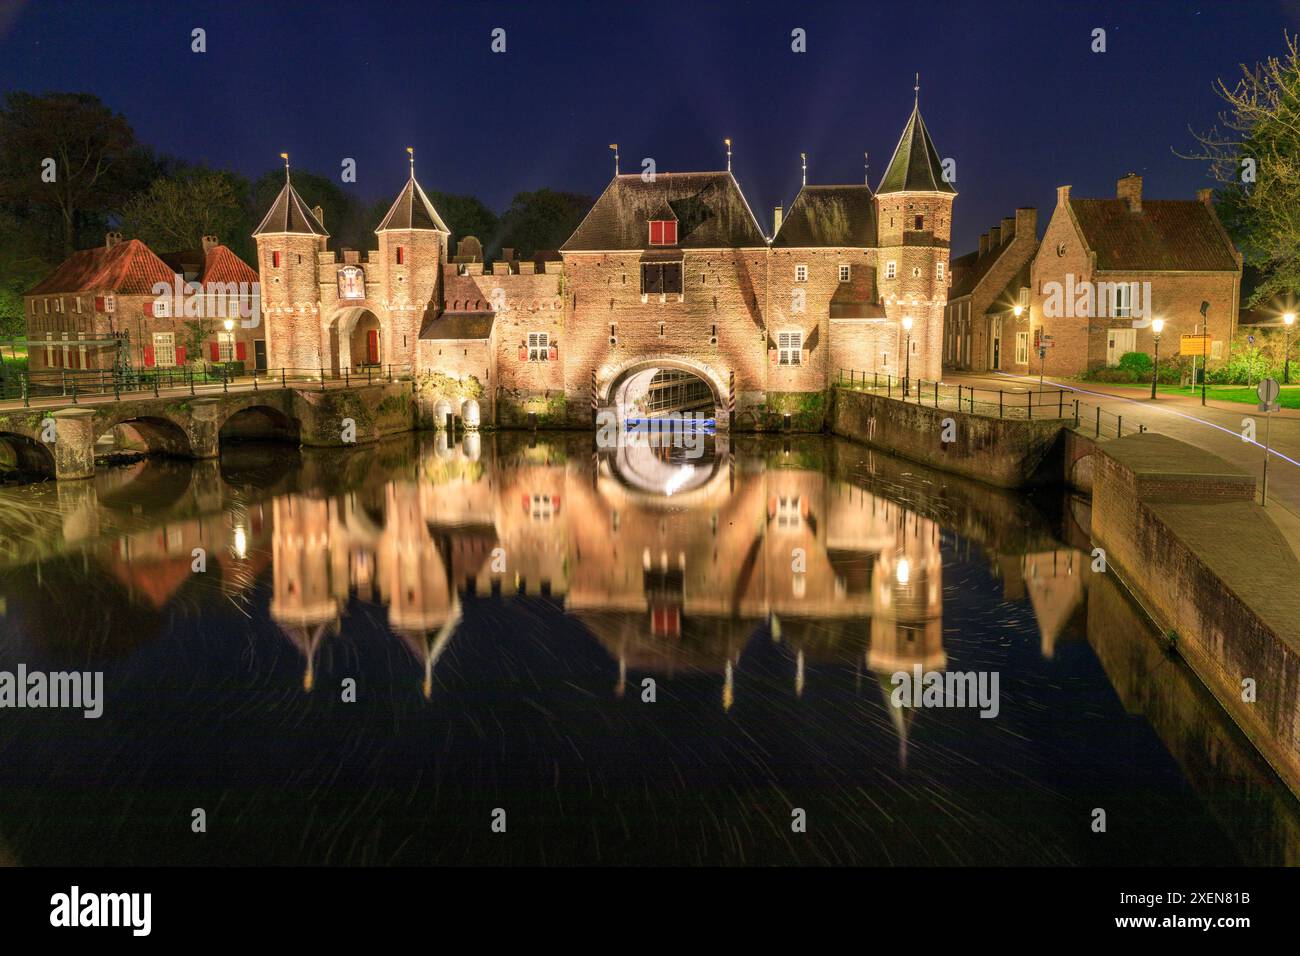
[0,432,1295,866]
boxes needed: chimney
[1001,216,1016,241]
[1117,173,1142,212]
[1056,185,1071,207]
[988,225,1002,247]
[773,204,783,235]
[1197,187,1214,206]
[201,235,219,255]
[1015,207,1038,241]
[313,204,325,226]
[978,233,989,256]
[105,231,122,249]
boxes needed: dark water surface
[0,432,1296,866]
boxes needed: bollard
[345,368,350,389]
[934,381,939,407]
[1058,390,1063,418]
[1117,415,1122,437]
[1095,407,1101,436]
[1028,390,1033,420]
[282,367,287,389]
[957,384,961,408]
[1073,399,1080,427]
[999,390,1004,418]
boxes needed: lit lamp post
[1285,312,1296,385]
[1150,317,1164,399]
[902,316,913,396]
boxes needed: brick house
[943,208,1038,373]
[24,232,263,373]
[1029,174,1242,377]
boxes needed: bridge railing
[0,364,414,407]
[834,368,1150,437]
[836,368,1079,422]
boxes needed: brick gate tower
[253,157,330,370]
[874,85,956,382]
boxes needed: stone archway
[330,307,383,374]
[602,355,726,429]
[0,431,55,480]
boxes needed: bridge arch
[601,355,726,426]
[92,414,193,459]
[218,403,301,443]
[0,430,55,479]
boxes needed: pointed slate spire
[253,153,329,236]
[876,91,954,195]
[376,149,450,233]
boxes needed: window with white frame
[886,261,897,279]
[45,332,53,366]
[1112,283,1133,318]
[529,494,555,521]
[936,261,945,280]
[528,331,549,362]
[778,330,802,365]
[794,264,807,282]
[153,332,177,368]
[775,496,803,530]
[217,330,236,362]
[838,264,850,282]
[1015,331,1030,365]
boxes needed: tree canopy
[1185,32,1300,308]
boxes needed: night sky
[1,0,1296,252]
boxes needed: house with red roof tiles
[1027,174,1242,378]
[24,233,263,373]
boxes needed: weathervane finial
[864,152,870,185]
[801,152,807,188]
[609,143,619,176]
[407,146,414,176]
[280,152,290,182]
[914,72,920,104]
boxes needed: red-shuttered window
[649,220,677,246]
[272,251,281,268]
[396,246,405,265]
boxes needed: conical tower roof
[877,100,954,195]
[376,170,450,233]
[253,169,329,237]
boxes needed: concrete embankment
[1089,433,1300,798]
[829,386,1066,488]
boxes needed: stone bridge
[0,382,415,481]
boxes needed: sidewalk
[947,370,1300,522]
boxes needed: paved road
[947,370,1300,521]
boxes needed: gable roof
[877,103,955,195]
[376,174,450,233]
[562,172,766,251]
[253,176,328,237]
[201,244,259,287]
[1068,198,1239,272]
[27,239,176,296]
[948,239,1017,299]
[772,185,876,248]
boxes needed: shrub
[1117,351,1153,375]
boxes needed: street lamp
[1150,318,1164,400]
[1285,312,1296,385]
[902,315,913,396]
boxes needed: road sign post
[1258,377,1281,505]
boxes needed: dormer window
[649,219,677,245]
